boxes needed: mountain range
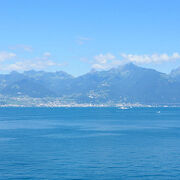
[1,63,180,105]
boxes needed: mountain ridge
[1,63,180,105]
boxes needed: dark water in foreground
[0,107,180,180]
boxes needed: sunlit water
[0,107,180,179]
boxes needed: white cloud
[92,53,123,70]
[121,53,180,64]
[94,53,115,64]
[77,36,91,45]
[9,45,33,52]
[0,52,64,72]
[92,63,106,70]
[90,52,180,71]
[43,52,51,57]
[6,60,61,71]
[0,52,16,62]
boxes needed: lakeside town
[0,96,177,108]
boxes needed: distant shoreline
[0,104,180,108]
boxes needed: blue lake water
[0,107,180,179]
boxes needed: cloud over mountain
[91,52,180,71]
[0,51,64,72]
[0,51,16,62]
[121,53,180,64]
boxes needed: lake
[0,107,180,179]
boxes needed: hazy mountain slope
[170,67,180,82]
[1,78,55,97]
[0,70,73,97]
[23,70,74,95]
[62,63,180,104]
[0,71,27,90]
[1,64,180,104]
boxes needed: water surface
[0,107,180,179]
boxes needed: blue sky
[0,0,180,76]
